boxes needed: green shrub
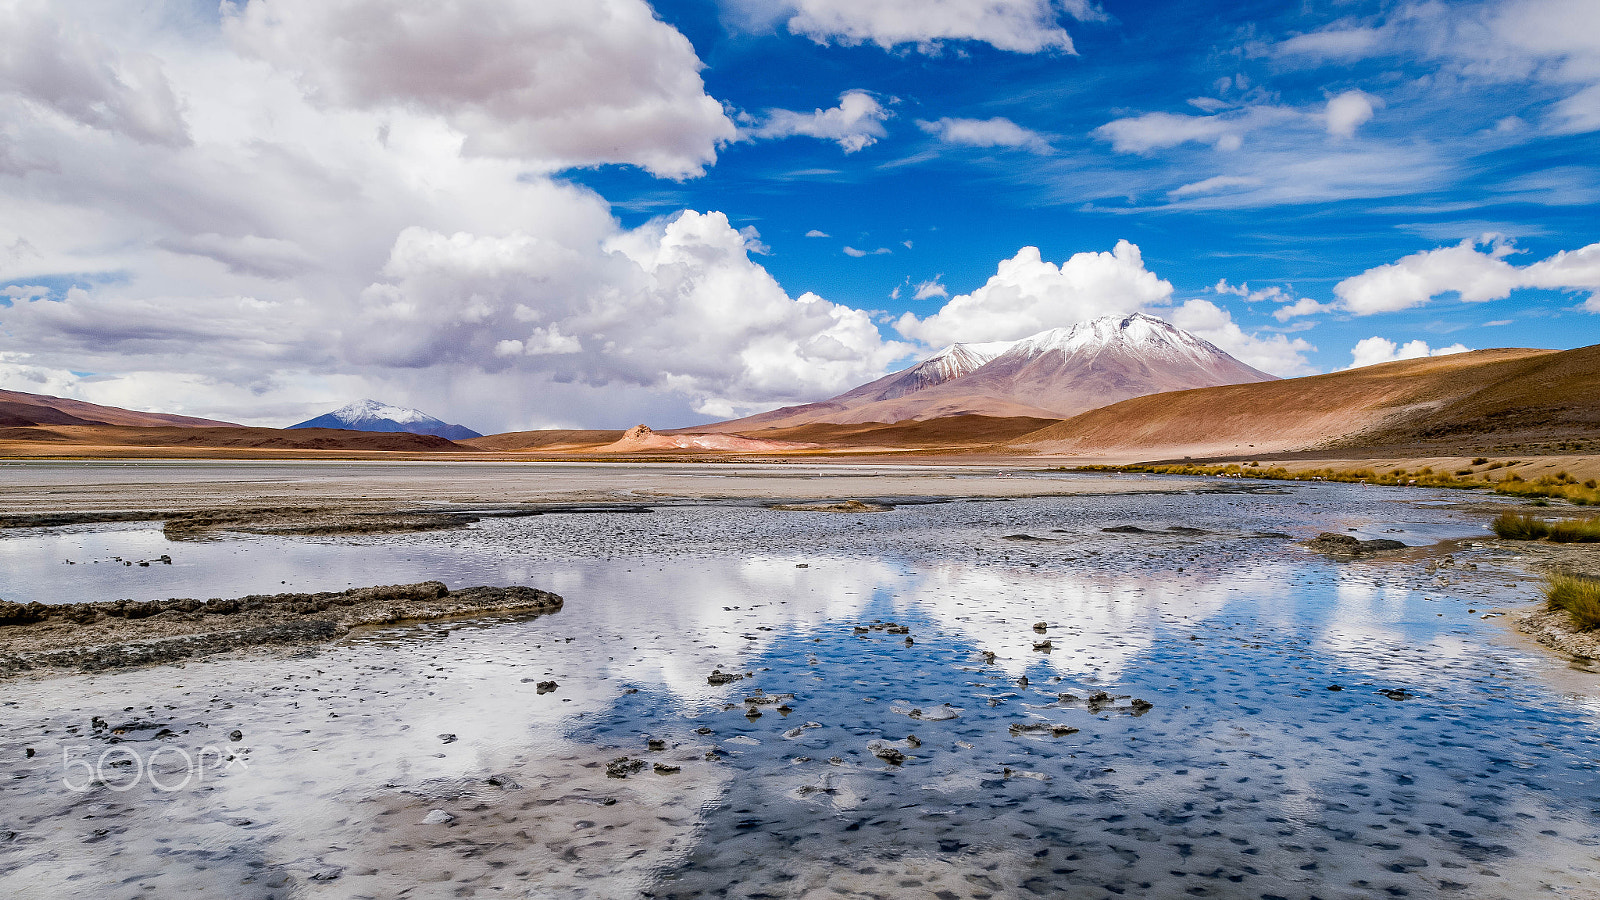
[1545,575,1600,631]
[1492,512,1549,540]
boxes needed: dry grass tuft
[1545,574,1600,632]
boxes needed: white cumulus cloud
[894,241,1172,345]
[918,116,1050,152]
[1324,90,1381,139]
[747,90,890,153]
[1346,337,1471,370]
[221,0,735,179]
[777,0,1084,54]
[1334,237,1600,314]
[1167,298,1318,376]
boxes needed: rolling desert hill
[1011,345,1599,459]
[461,429,626,451]
[697,313,1275,432]
[0,389,239,428]
[743,415,1060,450]
[0,424,469,456]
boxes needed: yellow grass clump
[1545,574,1600,632]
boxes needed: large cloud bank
[0,0,916,429]
[1333,237,1600,315]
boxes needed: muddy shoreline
[0,581,561,678]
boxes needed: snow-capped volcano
[697,312,1276,431]
[288,399,482,440]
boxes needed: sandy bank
[0,581,561,678]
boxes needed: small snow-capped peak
[330,399,438,426]
[1000,313,1217,363]
[914,340,1016,381]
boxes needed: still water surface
[0,480,1596,899]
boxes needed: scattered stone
[1328,684,1343,691]
[652,763,680,775]
[1032,622,1048,633]
[647,738,666,752]
[770,499,892,513]
[907,705,960,721]
[707,669,744,686]
[228,729,243,742]
[1130,698,1153,714]
[905,734,921,748]
[1103,525,1154,534]
[870,745,905,765]
[1009,722,1079,738]
[1379,689,1412,701]
[606,757,646,779]
[1033,640,1052,652]
[420,810,454,825]
[1303,533,1408,559]
[980,650,997,664]
[745,708,762,720]
[536,681,558,694]
[438,733,457,744]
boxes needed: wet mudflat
[1,470,1598,899]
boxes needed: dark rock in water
[536,681,558,694]
[1103,525,1153,534]
[438,733,457,744]
[1033,640,1052,652]
[1303,533,1407,559]
[606,757,646,779]
[871,746,905,765]
[1032,622,1048,633]
[1131,698,1154,715]
[707,669,744,686]
[1328,684,1343,691]
[653,763,680,775]
[1380,688,1413,701]
[647,738,666,752]
[1010,722,1079,738]
[745,707,762,720]
[981,650,997,664]
[1166,526,1208,534]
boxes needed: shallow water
[1,478,1597,899]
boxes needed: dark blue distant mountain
[288,399,481,440]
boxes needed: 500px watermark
[61,744,246,793]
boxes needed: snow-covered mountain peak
[1000,313,1218,364]
[329,399,437,426]
[289,399,482,439]
[913,340,1016,382]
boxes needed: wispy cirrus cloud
[918,116,1051,152]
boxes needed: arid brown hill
[0,389,239,428]
[461,429,625,451]
[0,424,469,456]
[1011,346,1599,459]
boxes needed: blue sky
[0,0,1596,430]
